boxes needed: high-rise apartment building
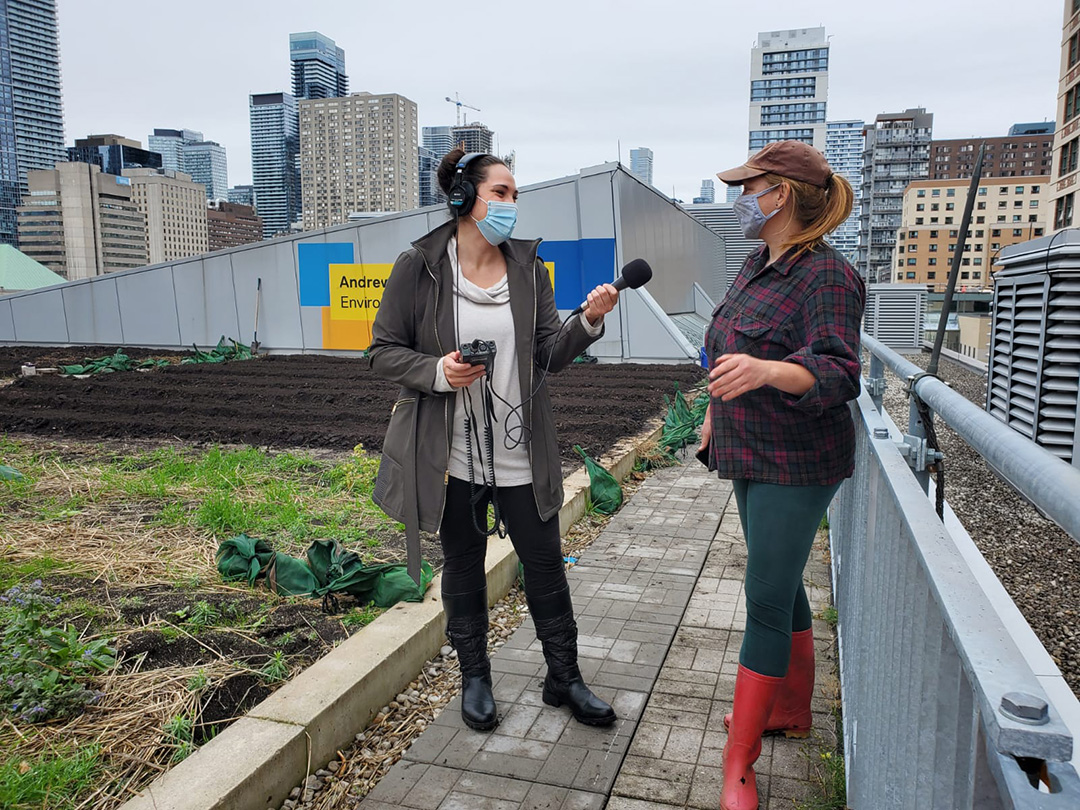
[825,120,865,263]
[930,128,1055,181]
[17,163,147,280]
[183,141,228,201]
[148,128,203,173]
[228,184,256,209]
[68,135,162,176]
[290,32,347,100]
[123,168,208,265]
[858,108,933,282]
[422,126,455,158]
[893,177,1050,289]
[748,28,829,153]
[693,179,716,205]
[452,122,495,155]
[1052,0,1080,230]
[630,147,654,185]
[208,201,262,252]
[725,185,741,203]
[147,129,228,201]
[1,0,66,246]
[299,92,419,229]
[250,92,301,239]
[419,145,443,208]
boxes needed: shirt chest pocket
[727,315,786,358]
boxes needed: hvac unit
[990,232,1080,466]
[864,284,927,350]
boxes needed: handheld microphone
[570,258,653,316]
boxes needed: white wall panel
[12,288,68,343]
[63,279,123,344]
[0,298,15,341]
[116,268,182,347]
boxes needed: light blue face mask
[733,184,781,239]
[472,198,518,245]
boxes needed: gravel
[877,353,1079,698]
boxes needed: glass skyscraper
[0,0,65,246]
[630,147,654,186]
[148,128,203,173]
[183,141,228,201]
[825,120,865,264]
[250,93,300,239]
[290,32,347,100]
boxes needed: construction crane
[445,92,480,126]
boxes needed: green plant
[821,605,839,629]
[270,631,297,648]
[183,600,220,632]
[186,669,209,693]
[0,743,104,807]
[819,513,830,532]
[794,748,847,810]
[260,651,290,683]
[164,713,195,762]
[0,581,115,724]
[340,603,380,632]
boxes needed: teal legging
[732,479,840,677]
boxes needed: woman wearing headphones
[703,141,864,810]
[368,149,620,731]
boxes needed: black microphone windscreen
[622,259,652,289]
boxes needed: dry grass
[1,659,248,810]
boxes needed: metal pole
[869,353,885,412]
[928,143,986,376]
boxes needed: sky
[59,0,1063,203]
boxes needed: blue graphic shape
[538,238,616,310]
[298,243,354,307]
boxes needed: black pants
[440,476,567,598]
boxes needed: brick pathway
[359,463,838,810]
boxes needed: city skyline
[57,1,1059,203]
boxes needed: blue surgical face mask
[472,198,517,245]
[733,184,781,239]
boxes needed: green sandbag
[573,445,623,515]
[216,534,432,608]
[0,465,25,481]
[306,539,432,606]
[215,533,319,597]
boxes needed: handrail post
[867,353,885,412]
[906,376,932,493]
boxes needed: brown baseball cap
[717,140,833,189]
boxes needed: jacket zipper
[529,259,542,518]
[391,397,416,415]
[420,252,454,507]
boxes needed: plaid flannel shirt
[705,242,866,486]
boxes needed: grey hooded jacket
[367,219,603,580]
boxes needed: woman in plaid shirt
[703,141,865,810]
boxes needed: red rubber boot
[721,665,783,810]
[725,628,815,738]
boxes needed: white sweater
[434,238,601,487]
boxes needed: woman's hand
[582,283,619,326]
[443,351,487,388]
[708,354,774,401]
[699,403,712,452]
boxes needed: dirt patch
[0,354,704,465]
[45,576,352,730]
[0,345,193,376]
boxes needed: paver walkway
[359,463,838,810]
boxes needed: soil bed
[0,353,704,466]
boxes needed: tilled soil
[879,353,1080,697]
[0,345,193,376]
[0,354,704,464]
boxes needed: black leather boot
[444,589,498,731]
[529,586,616,727]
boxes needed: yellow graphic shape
[544,261,555,292]
[322,263,393,351]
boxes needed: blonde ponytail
[763,172,855,260]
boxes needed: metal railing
[829,333,1080,808]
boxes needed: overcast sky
[60,0,1062,202]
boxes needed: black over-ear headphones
[447,152,487,217]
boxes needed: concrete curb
[119,420,665,810]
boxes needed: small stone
[282,801,297,810]
[396,693,408,703]
[289,787,301,800]
[380,705,391,715]
[304,775,323,789]
[301,788,314,803]
[440,645,452,656]
[315,768,331,778]
[389,700,400,710]
[428,694,440,704]
[327,760,339,772]
[380,739,392,750]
